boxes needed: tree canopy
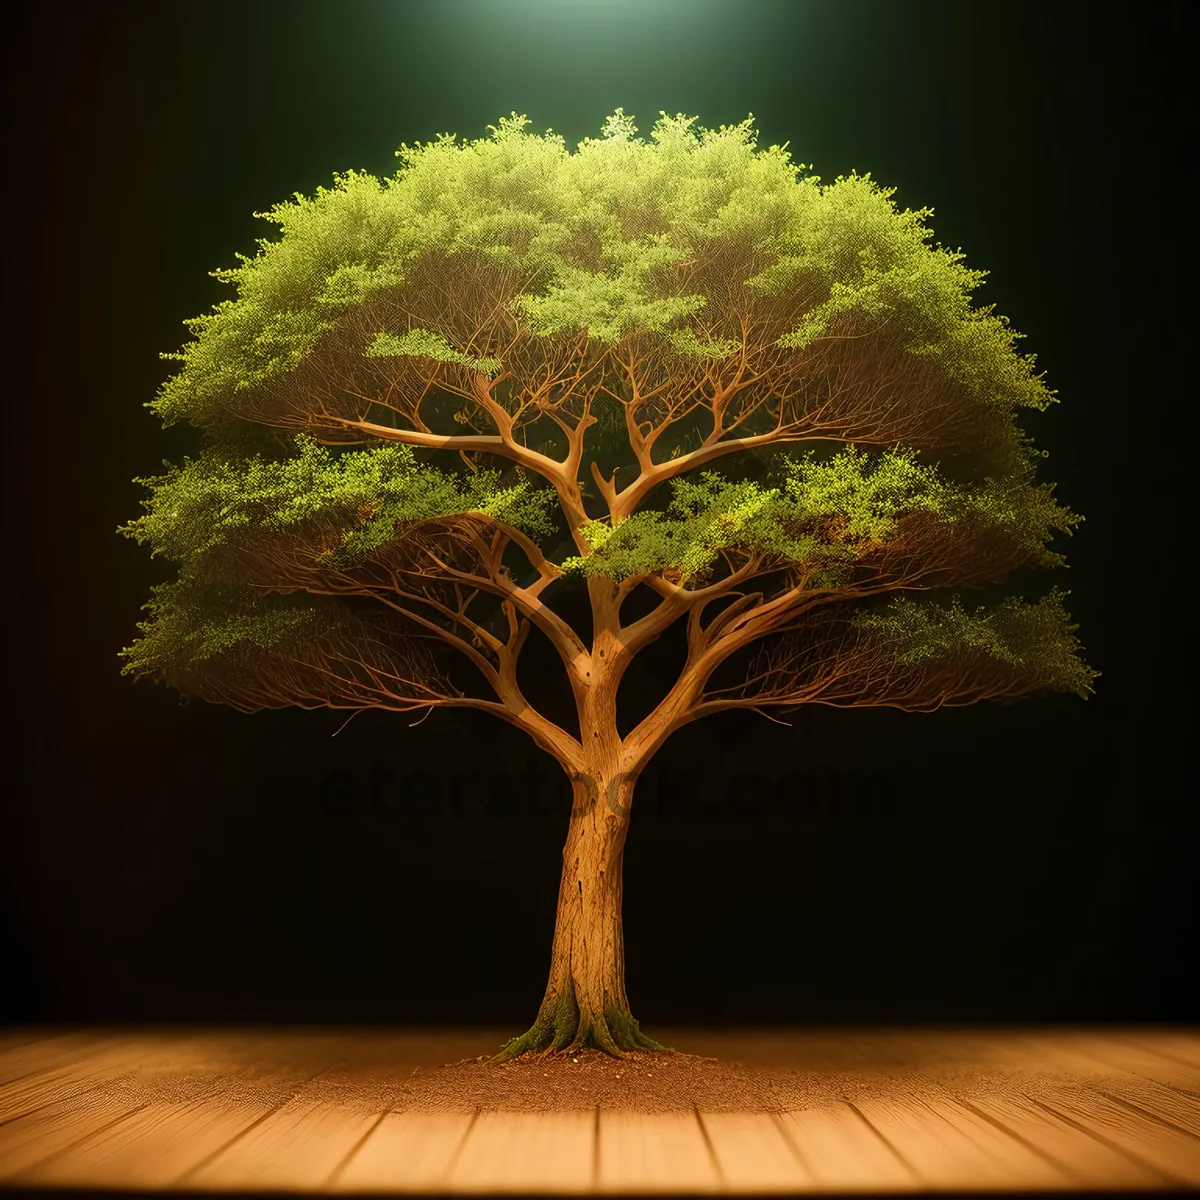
[121,109,1095,764]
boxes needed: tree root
[492,978,672,1061]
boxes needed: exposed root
[492,978,673,1062]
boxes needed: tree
[120,109,1096,1059]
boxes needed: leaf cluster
[849,588,1098,699]
[119,433,558,569]
[561,446,1078,585]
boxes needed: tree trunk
[495,771,669,1059]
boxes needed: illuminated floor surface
[0,1027,1197,1195]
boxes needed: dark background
[3,0,1193,1031]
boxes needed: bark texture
[495,773,669,1059]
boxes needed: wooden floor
[0,1027,1197,1196]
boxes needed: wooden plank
[697,1111,812,1191]
[668,1029,900,1073]
[776,1103,918,1191]
[596,1110,722,1193]
[329,1110,476,1193]
[0,1060,117,1121]
[0,1029,59,1053]
[9,1097,277,1189]
[1,1035,334,1188]
[847,1027,1197,1178]
[2,1027,1196,1194]
[1067,1033,1200,1093]
[920,1095,1081,1187]
[1033,1085,1200,1186]
[446,1109,595,1193]
[858,1027,1062,1077]
[996,1032,1200,1139]
[0,1038,145,1121]
[0,1031,80,1074]
[0,1033,110,1087]
[182,1097,381,1190]
[0,1095,151,1180]
[851,1094,1075,1189]
[1003,1030,1199,1092]
[1115,1030,1200,1071]
[847,1029,963,1070]
[959,1091,1174,1189]
[1095,1083,1200,1139]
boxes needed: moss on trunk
[493,975,669,1060]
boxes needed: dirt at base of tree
[74,1038,1123,1117]
[385,1047,1094,1114]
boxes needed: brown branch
[694,622,1044,717]
[313,586,583,768]
[312,414,566,488]
[610,428,802,521]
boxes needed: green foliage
[775,445,949,539]
[561,447,1078,585]
[750,172,1054,416]
[511,238,708,346]
[129,108,1090,714]
[119,578,324,681]
[365,327,502,374]
[850,588,1099,699]
[156,169,415,426]
[563,474,796,585]
[659,326,745,362]
[119,433,558,568]
[151,107,1053,430]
